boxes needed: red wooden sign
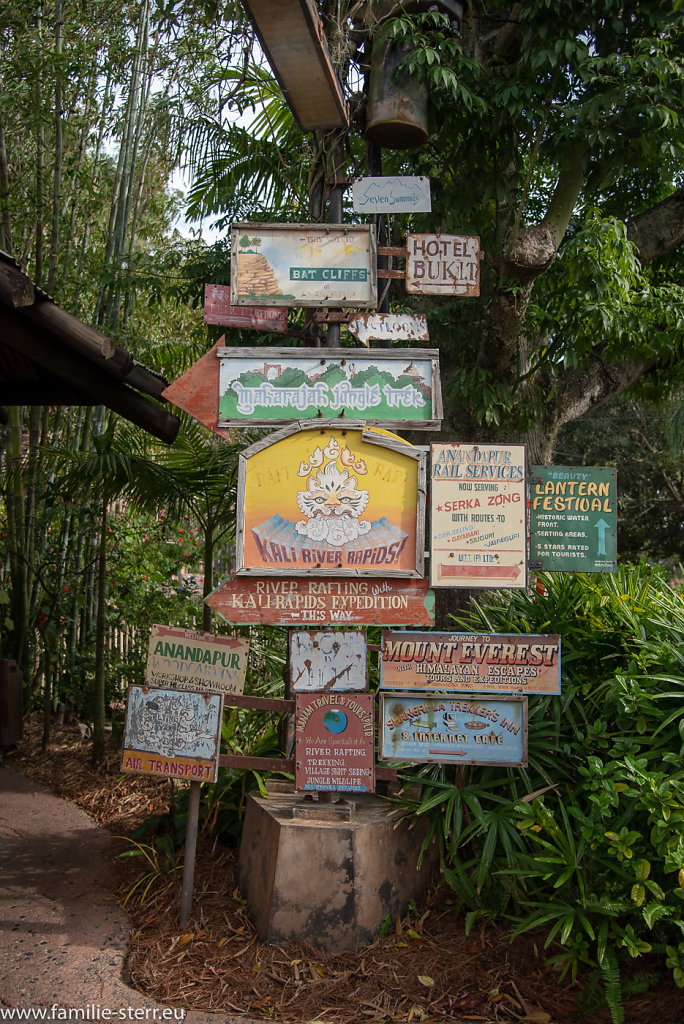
[205,575,435,627]
[204,284,288,332]
[295,692,375,793]
[161,340,231,440]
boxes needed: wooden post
[179,780,202,928]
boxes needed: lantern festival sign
[235,422,426,578]
[217,347,441,429]
[380,631,561,695]
[430,443,527,589]
[145,624,248,696]
[379,692,527,767]
[121,685,223,783]
[529,465,617,572]
[231,223,377,308]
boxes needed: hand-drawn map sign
[145,624,248,696]
[352,176,431,213]
[206,576,435,627]
[290,630,368,692]
[380,631,561,695]
[204,284,288,332]
[529,465,617,573]
[431,443,527,589]
[231,223,377,308]
[295,692,375,792]
[217,347,441,429]
[379,692,527,767]
[346,313,429,347]
[121,685,223,783]
[235,422,426,578]
[406,234,480,296]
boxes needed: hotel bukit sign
[235,423,426,578]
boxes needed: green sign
[529,466,617,573]
[290,267,367,282]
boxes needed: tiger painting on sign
[295,435,372,547]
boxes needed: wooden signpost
[379,692,528,767]
[430,442,527,588]
[405,234,481,296]
[217,346,442,429]
[145,624,248,696]
[379,631,561,695]
[231,223,377,308]
[235,422,426,578]
[205,575,435,627]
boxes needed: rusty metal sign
[346,312,429,347]
[145,624,248,696]
[231,223,377,308]
[121,685,223,783]
[380,631,561,695]
[217,346,441,429]
[431,443,527,589]
[295,692,375,792]
[530,465,617,572]
[352,176,431,213]
[290,630,368,692]
[206,575,435,627]
[235,422,426,579]
[406,234,480,296]
[204,284,288,332]
[379,692,528,767]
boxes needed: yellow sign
[236,423,425,577]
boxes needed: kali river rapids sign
[231,223,377,308]
[380,631,561,695]
[217,347,441,429]
[206,576,435,627]
[235,423,426,578]
[121,685,223,782]
[379,692,527,767]
[530,465,617,572]
[431,443,527,589]
[145,625,249,696]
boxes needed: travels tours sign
[121,685,223,783]
[289,630,368,692]
[205,576,435,627]
[405,234,481,296]
[379,692,528,767]
[529,465,617,572]
[203,284,288,332]
[379,631,561,695]
[430,443,527,589]
[346,312,429,347]
[231,223,377,308]
[216,346,442,429]
[145,624,249,696]
[295,692,375,793]
[351,176,432,213]
[235,422,426,578]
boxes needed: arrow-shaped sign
[347,312,429,347]
[594,518,610,556]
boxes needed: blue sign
[379,692,527,767]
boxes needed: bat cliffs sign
[235,422,426,578]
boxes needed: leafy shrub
[394,563,684,1022]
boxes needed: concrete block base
[238,787,436,952]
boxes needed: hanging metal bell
[365,37,429,150]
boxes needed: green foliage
[393,564,684,1018]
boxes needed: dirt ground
[7,716,684,1024]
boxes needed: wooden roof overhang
[0,253,180,443]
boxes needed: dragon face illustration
[295,461,371,546]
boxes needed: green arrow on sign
[595,518,610,556]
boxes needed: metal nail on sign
[352,176,432,213]
[231,223,377,308]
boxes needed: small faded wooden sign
[379,692,528,767]
[121,685,223,783]
[346,313,429,347]
[406,234,480,296]
[352,176,431,213]
[145,624,248,696]
[380,631,561,695]
[217,346,441,429]
[289,630,368,692]
[204,284,288,332]
[206,576,435,627]
[295,692,375,793]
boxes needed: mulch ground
[7,715,684,1024]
